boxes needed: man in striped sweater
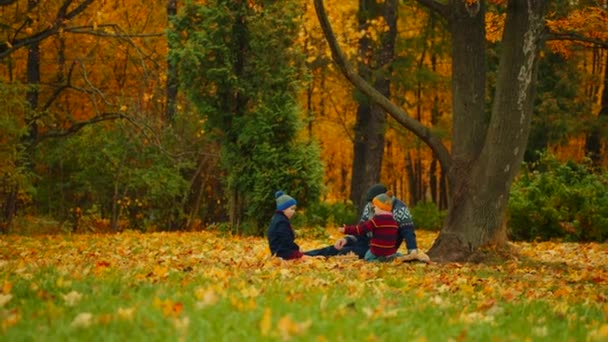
[338,191,400,261]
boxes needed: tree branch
[42,61,77,111]
[62,0,95,21]
[35,112,126,143]
[544,31,608,49]
[313,0,452,173]
[64,25,164,38]
[0,0,96,60]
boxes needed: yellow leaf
[172,316,190,333]
[71,312,93,328]
[63,291,83,306]
[260,307,272,336]
[153,265,169,278]
[241,286,260,298]
[588,324,608,341]
[117,307,136,320]
[0,294,12,307]
[276,314,312,340]
[1,309,19,329]
[194,288,218,308]
[2,281,11,294]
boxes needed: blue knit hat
[275,191,297,211]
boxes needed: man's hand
[334,238,348,250]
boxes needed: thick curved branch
[35,112,126,144]
[544,31,608,49]
[313,0,452,173]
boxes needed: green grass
[0,230,606,341]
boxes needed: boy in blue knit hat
[267,190,305,260]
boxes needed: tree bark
[585,49,607,167]
[428,0,548,262]
[350,0,397,211]
[165,0,179,122]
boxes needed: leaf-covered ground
[1,230,607,341]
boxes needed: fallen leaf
[260,307,272,336]
[71,312,93,328]
[117,307,136,320]
[63,291,83,306]
[0,294,12,307]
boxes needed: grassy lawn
[1,229,606,341]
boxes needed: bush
[508,153,608,242]
[410,201,446,231]
[292,201,358,239]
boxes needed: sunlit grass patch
[0,230,606,341]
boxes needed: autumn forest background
[1,0,608,340]
[1,0,607,247]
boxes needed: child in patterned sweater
[338,191,400,261]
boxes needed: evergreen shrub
[410,201,446,231]
[508,153,608,242]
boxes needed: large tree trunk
[428,0,548,262]
[585,49,607,168]
[350,0,397,211]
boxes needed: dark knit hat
[365,183,388,202]
[275,190,297,211]
[372,190,394,212]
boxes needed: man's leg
[303,245,342,257]
[304,245,365,258]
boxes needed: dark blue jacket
[267,211,303,260]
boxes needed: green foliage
[508,153,608,242]
[170,0,323,234]
[34,123,192,231]
[526,51,591,162]
[292,201,358,239]
[293,201,358,228]
[0,82,36,224]
[410,201,446,231]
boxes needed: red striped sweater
[343,214,398,257]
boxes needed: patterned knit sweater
[343,214,398,257]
